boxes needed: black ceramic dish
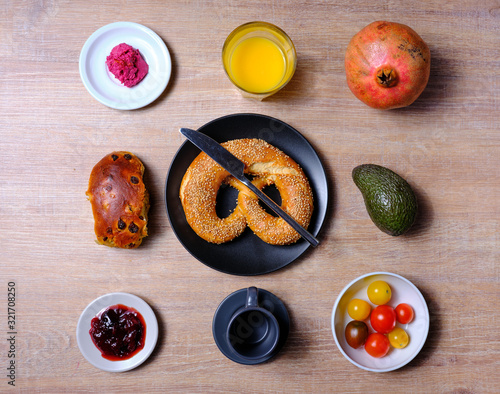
[212,288,290,365]
[165,113,329,276]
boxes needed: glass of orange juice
[222,22,297,100]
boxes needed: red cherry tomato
[370,305,396,334]
[364,333,390,358]
[395,303,414,324]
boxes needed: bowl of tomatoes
[331,272,429,372]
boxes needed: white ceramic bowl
[332,272,429,372]
[76,292,158,372]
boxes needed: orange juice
[222,22,296,99]
[229,36,286,93]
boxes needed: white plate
[331,272,429,372]
[76,292,159,372]
[79,22,171,110]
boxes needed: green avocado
[352,164,417,236]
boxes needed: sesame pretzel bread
[179,139,313,245]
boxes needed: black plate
[165,113,328,276]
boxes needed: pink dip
[106,43,149,88]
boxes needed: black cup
[226,287,280,361]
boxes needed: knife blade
[180,128,319,247]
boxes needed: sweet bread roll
[86,152,149,248]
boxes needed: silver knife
[180,128,319,247]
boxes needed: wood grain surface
[1,0,499,392]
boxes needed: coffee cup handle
[246,287,258,308]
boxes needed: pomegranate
[345,21,430,110]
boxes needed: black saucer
[212,288,290,365]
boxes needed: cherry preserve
[89,304,146,361]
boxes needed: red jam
[89,304,146,361]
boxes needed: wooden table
[2,0,499,392]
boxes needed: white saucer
[76,292,159,372]
[79,22,171,110]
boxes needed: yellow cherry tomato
[347,299,371,321]
[367,280,392,305]
[388,327,410,349]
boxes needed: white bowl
[76,292,159,372]
[331,272,429,372]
